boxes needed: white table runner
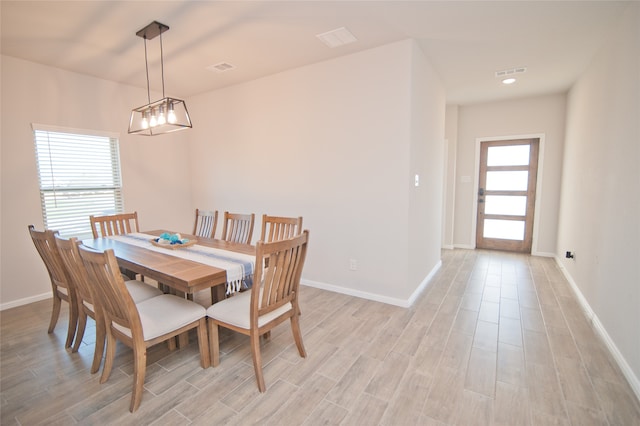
[108,233,255,294]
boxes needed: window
[32,124,124,239]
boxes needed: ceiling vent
[207,62,236,73]
[316,27,357,48]
[495,67,527,78]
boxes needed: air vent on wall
[207,62,236,73]
[495,67,527,78]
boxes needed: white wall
[187,39,444,304]
[0,56,193,308]
[557,3,639,394]
[408,41,446,291]
[449,94,567,255]
[1,39,445,308]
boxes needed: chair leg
[166,337,177,351]
[250,331,266,392]
[207,320,220,367]
[196,318,211,368]
[48,293,62,333]
[65,296,78,349]
[130,340,147,412]
[100,331,116,384]
[91,314,106,374]
[72,310,87,353]
[290,313,307,358]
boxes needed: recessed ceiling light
[502,78,516,85]
[316,27,357,48]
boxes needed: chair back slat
[221,212,255,244]
[78,245,141,336]
[90,212,139,239]
[55,236,95,307]
[260,215,303,243]
[28,225,71,292]
[193,209,218,238]
[252,231,309,320]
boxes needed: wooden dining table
[83,230,255,304]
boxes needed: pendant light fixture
[128,21,192,136]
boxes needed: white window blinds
[32,125,124,239]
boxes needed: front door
[476,139,539,253]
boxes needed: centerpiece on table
[150,232,197,249]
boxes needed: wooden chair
[206,230,309,392]
[89,211,140,280]
[260,214,303,242]
[55,235,163,374]
[221,211,255,244]
[89,212,139,238]
[260,214,305,326]
[193,209,218,238]
[28,225,78,349]
[78,244,210,412]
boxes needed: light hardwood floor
[2,249,639,425]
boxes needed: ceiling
[0,1,632,105]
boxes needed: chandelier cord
[144,37,151,105]
[160,29,165,98]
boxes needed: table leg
[210,284,226,304]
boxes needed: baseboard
[453,243,475,250]
[302,260,442,309]
[554,256,640,402]
[0,292,51,311]
[406,260,442,306]
[532,250,555,258]
[9,262,445,312]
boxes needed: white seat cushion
[82,281,159,312]
[114,294,206,341]
[206,290,292,330]
[125,279,163,303]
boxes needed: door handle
[478,188,484,196]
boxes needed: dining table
[83,230,256,348]
[83,229,256,304]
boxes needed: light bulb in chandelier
[141,111,149,129]
[167,102,177,124]
[149,108,157,127]
[158,104,166,125]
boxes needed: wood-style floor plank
[2,249,639,424]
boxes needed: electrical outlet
[349,259,357,271]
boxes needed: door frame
[471,133,545,254]
[442,138,456,249]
